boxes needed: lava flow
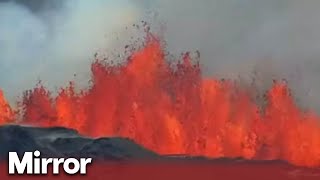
[0,33,319,168]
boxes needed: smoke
[0,0,141,102]
[143,0,320,111]
[2,0,320,110]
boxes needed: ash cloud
[2,0,320,111]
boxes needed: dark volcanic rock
[0,125,45,160]
[0,125,158,161]
[0,125,311,168]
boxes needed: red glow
[0,162,319,180]
[0,33,319,167]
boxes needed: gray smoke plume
[144,0,320,111]
[1,0,320,111]
[0,0,141,103]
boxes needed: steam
[2,0,320,110]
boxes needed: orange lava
[0,33,320,167]
[0,90,14,124]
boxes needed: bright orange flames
[0,33,319,167]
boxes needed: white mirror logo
[8,151,92,175]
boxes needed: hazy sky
[1,0,320,110]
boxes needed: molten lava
[0,90,14,124]
[0,33,320,167]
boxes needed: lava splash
[0,33,319,168]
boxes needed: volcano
[0,31,319,179]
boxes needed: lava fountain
[0,33,319,168]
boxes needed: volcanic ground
[0,125,319,180]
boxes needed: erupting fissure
[0,33,319,168]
